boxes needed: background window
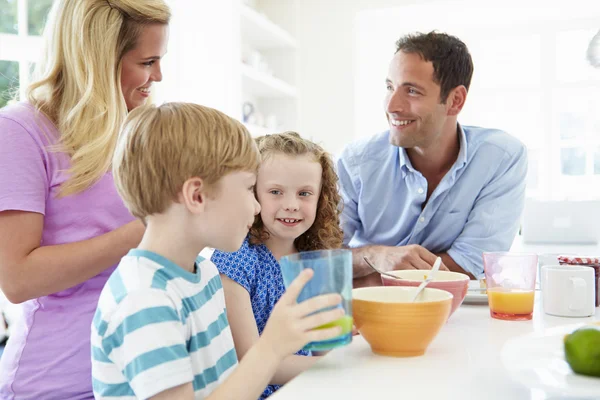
[0,0,18,34]
[0,61,19,108]
[28,0,54,36]
[0,0,54,108]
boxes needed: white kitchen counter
[270,297,600,400]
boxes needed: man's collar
[398,146,414,179]
[455,123,468,170]
[397,123,468,178]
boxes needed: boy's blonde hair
[28,0,171,196]
[249,132,343,251]
[113,102,260,219]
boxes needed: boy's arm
[145,293,288,400]
[222,276,319,385]
[148,281,286,400]
[206,339,281,400]
[149,383,194,400]
[209,269,344,400]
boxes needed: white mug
[541,265,595,317]
[538,253,561,290]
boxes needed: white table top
[270,297,600,400]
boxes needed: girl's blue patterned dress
[211,237,311,399]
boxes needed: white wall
[260,0,600,159]
[155,0,599,161]
[259,0,432,154]
[353,0,600,142]
[155,0,241,119]
[353,0,600,200]
[156,0,439,154]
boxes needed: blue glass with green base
[280,249,353,351]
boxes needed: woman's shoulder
[0,102,58,144]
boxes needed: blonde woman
[0,0,170,398]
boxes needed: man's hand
[352,245,449,288]
[375,244,449,272]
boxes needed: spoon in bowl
[363,256,404,280]
[411,256,442,302]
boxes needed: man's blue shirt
[337,125,527,277]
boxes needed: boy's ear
[181,177,206,213]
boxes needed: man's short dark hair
[395,31,474,103]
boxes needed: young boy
[91,103,344,400]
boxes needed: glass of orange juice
[483,252,538,321]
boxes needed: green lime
[564,326,600,378]
[315,315,353,335]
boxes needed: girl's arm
[221,275,320,385]
[0,211,144,303]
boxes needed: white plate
[501,323,600,398]
[463,280,488,305]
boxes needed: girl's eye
[142,60,155,67]
[299,191,311,197]
[270,190,281,195]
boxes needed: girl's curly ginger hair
[249,132,343,251]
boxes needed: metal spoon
[411,256,442,302]
[363,256,404,280]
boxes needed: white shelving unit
[240,5,297,50]
[238,3,298,136]
[240,63,297,98]
[156,1,299,137]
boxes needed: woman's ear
[180,177,206,214]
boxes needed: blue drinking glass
[280,249,353,351]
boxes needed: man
[337,31,527,286]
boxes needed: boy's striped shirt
[91,249,237,399]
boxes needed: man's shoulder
[339,130,393,168]
[463,125,526,159]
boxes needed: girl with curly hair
[211,131,343,399]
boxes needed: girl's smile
[256,153,322,255]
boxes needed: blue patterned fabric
[211,237,310,399]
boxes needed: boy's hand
[260,269,344,360]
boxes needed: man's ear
[446,85,468,116]
[180,177,206,214]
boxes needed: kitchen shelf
[241,5,297,51]
[241,63,298,99]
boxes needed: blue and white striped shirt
[91,249,237,399]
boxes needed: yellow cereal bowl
[352,286,452,357]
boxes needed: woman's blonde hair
[113,103,260,220]
[27,0,171,196]
[249,132,343,251]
